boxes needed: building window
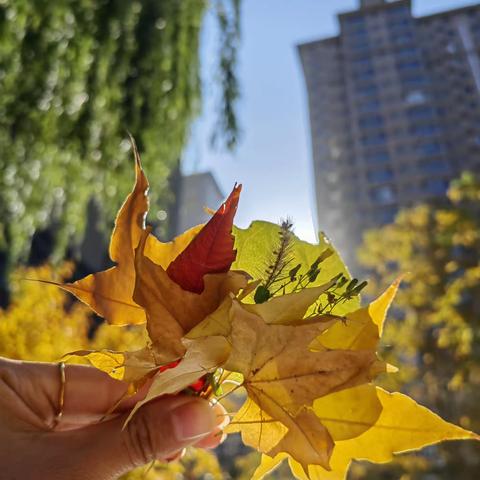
[416,142,446,155]
[393,32,415,45]
[356,83,378,96]
[397,60,422,71]
[418,159,450,174]
[367,167,394,183]
[344,189,361,203]
[344,14,365,26]
[407,106,436,120]
[351,61,374,74]
[358,99,381,113]
[362,132,387,146]
[351,41,371,52]
[410,124,441,136]
[351,56,373,68]
[370,185,396,204]
[446,42,457,54]
[423,178,449,195]
[349,26,368,35]
[396,46,420,58]
[365,151,390,164]
[401,75,428,86]
[405,90,428,105]
[352,69,375,81]
[378,206,399,225]
[387,4,411,17]
[345,27,369,43]
[359,114,384,129]
[388,18,412,28]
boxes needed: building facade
[298,0,480,264]
[174,171,224,236]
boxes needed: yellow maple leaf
[283,387,478,480]
[58,137,202,326]
[63,348,157,384]
[56,141,247,387]
[312,278,401,352]
[188,289,386,471]
[250,281,479,479]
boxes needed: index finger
[2,358,149,430]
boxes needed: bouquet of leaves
[54,141,479,479]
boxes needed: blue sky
[184,0,479,242]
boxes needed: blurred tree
[0,0,241,305]
[0,263,90,360]
[233,450,293,479]
[356,172,480,479]
[0,262,225,479]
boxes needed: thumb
[65,395,217,480]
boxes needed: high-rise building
[298,0,480,264]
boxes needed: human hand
[0,357,226,480]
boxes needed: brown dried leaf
[133,229,248,359]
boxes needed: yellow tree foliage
[0,263,90,361]
[358,172,480,479]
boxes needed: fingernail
[217,431,228,445]
[171,400,216,442]
[216,412,230,430]
[166,448,186,463]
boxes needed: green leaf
[233,221,360,315]
[254,285,271,304]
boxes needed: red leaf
[189,377,208,392]
[166,184,241,293]
[157,360,206,392]
[158,359,180,373]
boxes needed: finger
[61,396,217,479]
[212,401,231,430]
[3,359,145,429]
[195,429,227,449]
[195,402,229,449]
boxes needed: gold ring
[52,362,66,429]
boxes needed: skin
[0,357,228,480]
